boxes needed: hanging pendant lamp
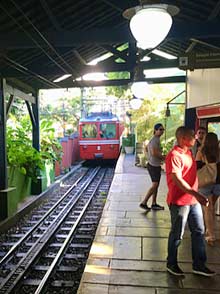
[123,1,179,50]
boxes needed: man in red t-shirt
[165,126,215,277]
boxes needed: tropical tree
[106,72,130,98]
[40,93,81,135]
[131,83,185,151]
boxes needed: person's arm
[152,147,165,160]
[191,142,197,158]
[171,172,209,206]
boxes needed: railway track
[0,166,114,293]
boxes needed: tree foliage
[128,83,185,149]
[106,71,131,98]
[40,94,81,135]
[7,115,63,180]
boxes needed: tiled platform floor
[78,154,220,294]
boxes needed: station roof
[0,0,220,93]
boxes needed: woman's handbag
[197,162,217,188]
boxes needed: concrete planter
[31,160,55,195]
[3,167,32,219]
[8,167,31,202]
[124,146,134,154]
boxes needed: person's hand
[195,192,209,207]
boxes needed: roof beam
[4,81,35,103]
[99,0,138,12]
[101,45,129,62]
[190,38,220,50]
[99,0,124,12]
[1,59,179,77]
[49,76,186,90]
[1,21,220,49]
[186,0,220,52]
[208,0,220,20]
[39,0,62,31]
[72,49,87,65]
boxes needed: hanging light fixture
[130,56,149,99]
[123,1,179,50]
[165,104,171,117]
[131,81,148,99]
[130,96,143,110]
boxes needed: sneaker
[193,266,216,277]
[167,264,184,276]
[139,203,151,212]
[151,203,164,210]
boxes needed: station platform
[78,153,220,294]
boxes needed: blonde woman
[196,132,220,245]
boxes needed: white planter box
[125,146,134,154]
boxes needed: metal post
[0,78,8,190]
[31,90,42,195]
[32,90,40,151]
[81,87,86,118]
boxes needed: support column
[30,90,44,195]
[0,78,16,220]
[32,90,40,151]
[0,79,7,191]
[81,87,87,118]
[185,107,197,130]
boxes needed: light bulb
[131,81,148,98]
[130,7,172,49]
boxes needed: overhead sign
[196,105,220,118]
[179,52,220,70]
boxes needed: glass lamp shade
[130,97,143,110]
[131,81,148,99]
[130,7,172,49]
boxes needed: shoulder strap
[203,155,208,164]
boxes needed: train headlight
[83,145,87,149]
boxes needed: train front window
[82,124,97,138]
[100,123,116,138]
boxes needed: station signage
[196,105,220,118]
[179,52,220,70]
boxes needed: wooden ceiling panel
[0,0,220,90]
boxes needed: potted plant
[7,124,43,202]
[32,119,63,194]
[123,133,135,154]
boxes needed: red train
[79,112,123,160]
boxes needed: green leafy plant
[123,133,135,147]
[161,137,175,155]
[7,125,43,181]
[6,116,63,181]
[40,119,63,162]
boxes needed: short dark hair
[154,123,163,130]
[176,126,194,139]
[196,126,206,132]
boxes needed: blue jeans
[167,203,207,268]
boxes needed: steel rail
[34,169,106,293]
[0,167,101,293]
[0,168,89,266]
